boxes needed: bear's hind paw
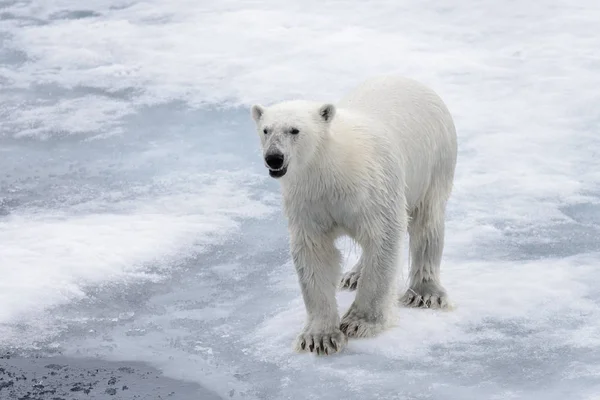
[340,306,388,338]
[339,270,360,291]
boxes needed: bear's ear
[251,104,265,123]
[318,104,335,123]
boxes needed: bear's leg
[400,201,450,309]
[340,230,403,338]
[291,232,347,355]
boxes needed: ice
[1,0,600,399]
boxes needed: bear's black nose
[265,153,285,170]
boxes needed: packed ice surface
[1,0,600,399]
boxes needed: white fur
[251,76,457,355]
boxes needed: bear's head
[250,100,335,179]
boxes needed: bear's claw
[293,329,347,355]
[340,304,387,338]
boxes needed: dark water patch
[503,221,600,260]
[50,10,102,20]
[0,355,219,399]
[561,202,600,226]
[0,46,28,66]
[0,11,47,26]
[3,83,139,103]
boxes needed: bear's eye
[263,128,268,135]
[290,128,299,135]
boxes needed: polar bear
[250,76,457,355]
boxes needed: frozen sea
[1,0,600,399]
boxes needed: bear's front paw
[293,328,347,355]
[340,305,388,338]
[339,270,360,291]
[400,280,450,309]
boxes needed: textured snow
[1,0,600,399]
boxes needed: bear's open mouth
[268,166,287,178]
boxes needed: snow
[1,0,600,399]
